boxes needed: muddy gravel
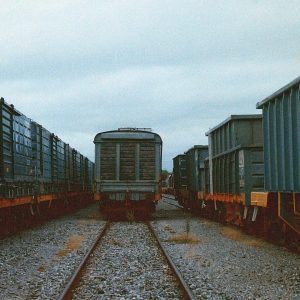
[0,203,106,300]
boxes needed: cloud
[1,0,300,170]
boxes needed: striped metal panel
[140,142,155,180]
[100,142,116,180]
[258,80,300,192]
[120,143,135,180]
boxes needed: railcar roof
[94,129,162,143]
[257,76,300,109]
[172,154,186,161]
[185,145,208,153]
[205,114,262,136]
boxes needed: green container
[185,145,208,194]
[206,115,264,205]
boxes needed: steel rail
[57,221,110,300]
[162,194,177,201]
[146,222,197,300]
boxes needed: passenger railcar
[94,128,162,219]
[0,98,94,237]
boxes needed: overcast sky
[1,1,299,170]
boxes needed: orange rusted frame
[0,191,87,209]
[204,193,243,203]
[154,193,161,201]
[0,196,33,209]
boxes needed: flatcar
[94,128,162,219]
[0,98,94,237]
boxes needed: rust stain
[37,266,45,272]
[56,235,84,257]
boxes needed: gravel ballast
[0,204,105,300]
[152,196,300,300]
[73,222,183,300]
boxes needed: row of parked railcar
[0,98,94,236]
[172,77,300,248]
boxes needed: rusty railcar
[94,128,162,218]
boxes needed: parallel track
[147,221,196,300]
[57,221,110,300]
[58,220,196,300]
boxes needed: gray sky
[1,1,299,170]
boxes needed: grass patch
[222,227,264,247]
[37,266,45,272]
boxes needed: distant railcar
[94,128,162,218]
[172,154,187,206]
[184,145,208,210]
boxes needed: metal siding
[155,143,161,181]
[185,147,207,193]
[173,154,187,190]
[116,143,120,181]
[208,115,263,199]
[95,144,101,183]
[140,142,156,180]
[0,102,14,180]
[100,142,116,180]
[13,113,34,182]
[259,80,300,192]
[296,84,300,190]
[135,144,140,181]
[120,143,135,181]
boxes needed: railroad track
[58,221,111,300]
[162,195,185,209]
[58,221,196,300]
[162,194,177,201]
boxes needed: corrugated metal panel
[72,150,82,184]
[206,114,264,205]
[41,127,52,181]
[13,112,34,181]
[140,142,155,180]
[257,77,300,192]
[64,144,73,186]
[185,145,208,193]
[173,154,187,190]
[206,115,263,157]
[0,100,14,181]
[100,142,116,180]
[120,143,135,180]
